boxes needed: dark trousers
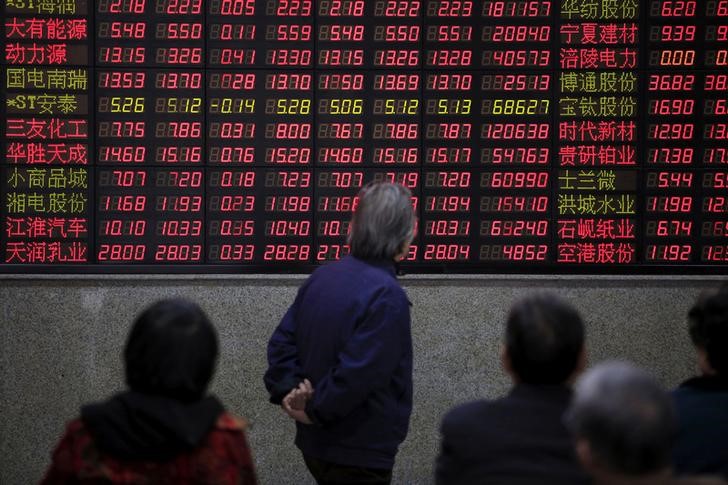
[303,455,392,485]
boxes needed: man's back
[265,255,413,470]
[436,385,589,485]
[673,376,728,478]
[294,255,407,383]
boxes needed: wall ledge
[1,273,723,286]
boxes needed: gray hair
[348,182,415,261]
[565,361,676,476]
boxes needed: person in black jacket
[673,286,728,478]
[436,293,590,485]
[264,182,416,485]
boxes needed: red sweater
[41,412,257,484]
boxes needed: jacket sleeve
[304,287,411,425]
[264,285,307,404]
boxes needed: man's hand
[283,379,314,425]
[286,379,313,410]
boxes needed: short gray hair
[348,182,415,261]
[565,361,676,476]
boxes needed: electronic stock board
[2,0,727,272]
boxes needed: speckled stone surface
[0,275,721,485]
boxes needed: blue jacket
[264,255,413,469]
[673,376,728,479]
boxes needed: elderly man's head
[348,182,416,262]
[566,362,676,480]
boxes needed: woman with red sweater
[41,299,257,484]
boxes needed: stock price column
[475,0,553,265]
[701,0,728,264]
[95,0,205,263]
[207,0,314,264]
[2,0,90,264]
[368,0,421,263]
[422,0,474,264]
[557,0,639,265]
[314,0,370,262]
[314,0,421,263]
[643,0,700,265]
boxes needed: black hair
[125,299,218,401]
[506,293,585,385]
[688,286,728,375]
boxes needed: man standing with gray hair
[566,361,727,485]
[265,182,416,485]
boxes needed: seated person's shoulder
[442,400,493,431]
[65,418,87,434]
[675,477,728,485]
[214,412,249,433]
[59,418,94,446]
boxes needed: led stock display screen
[1,0,727,272]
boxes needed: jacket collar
[349,255,397,278]
[679,375,728,392]
[81,391,224,461]
[509,383,573,401]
